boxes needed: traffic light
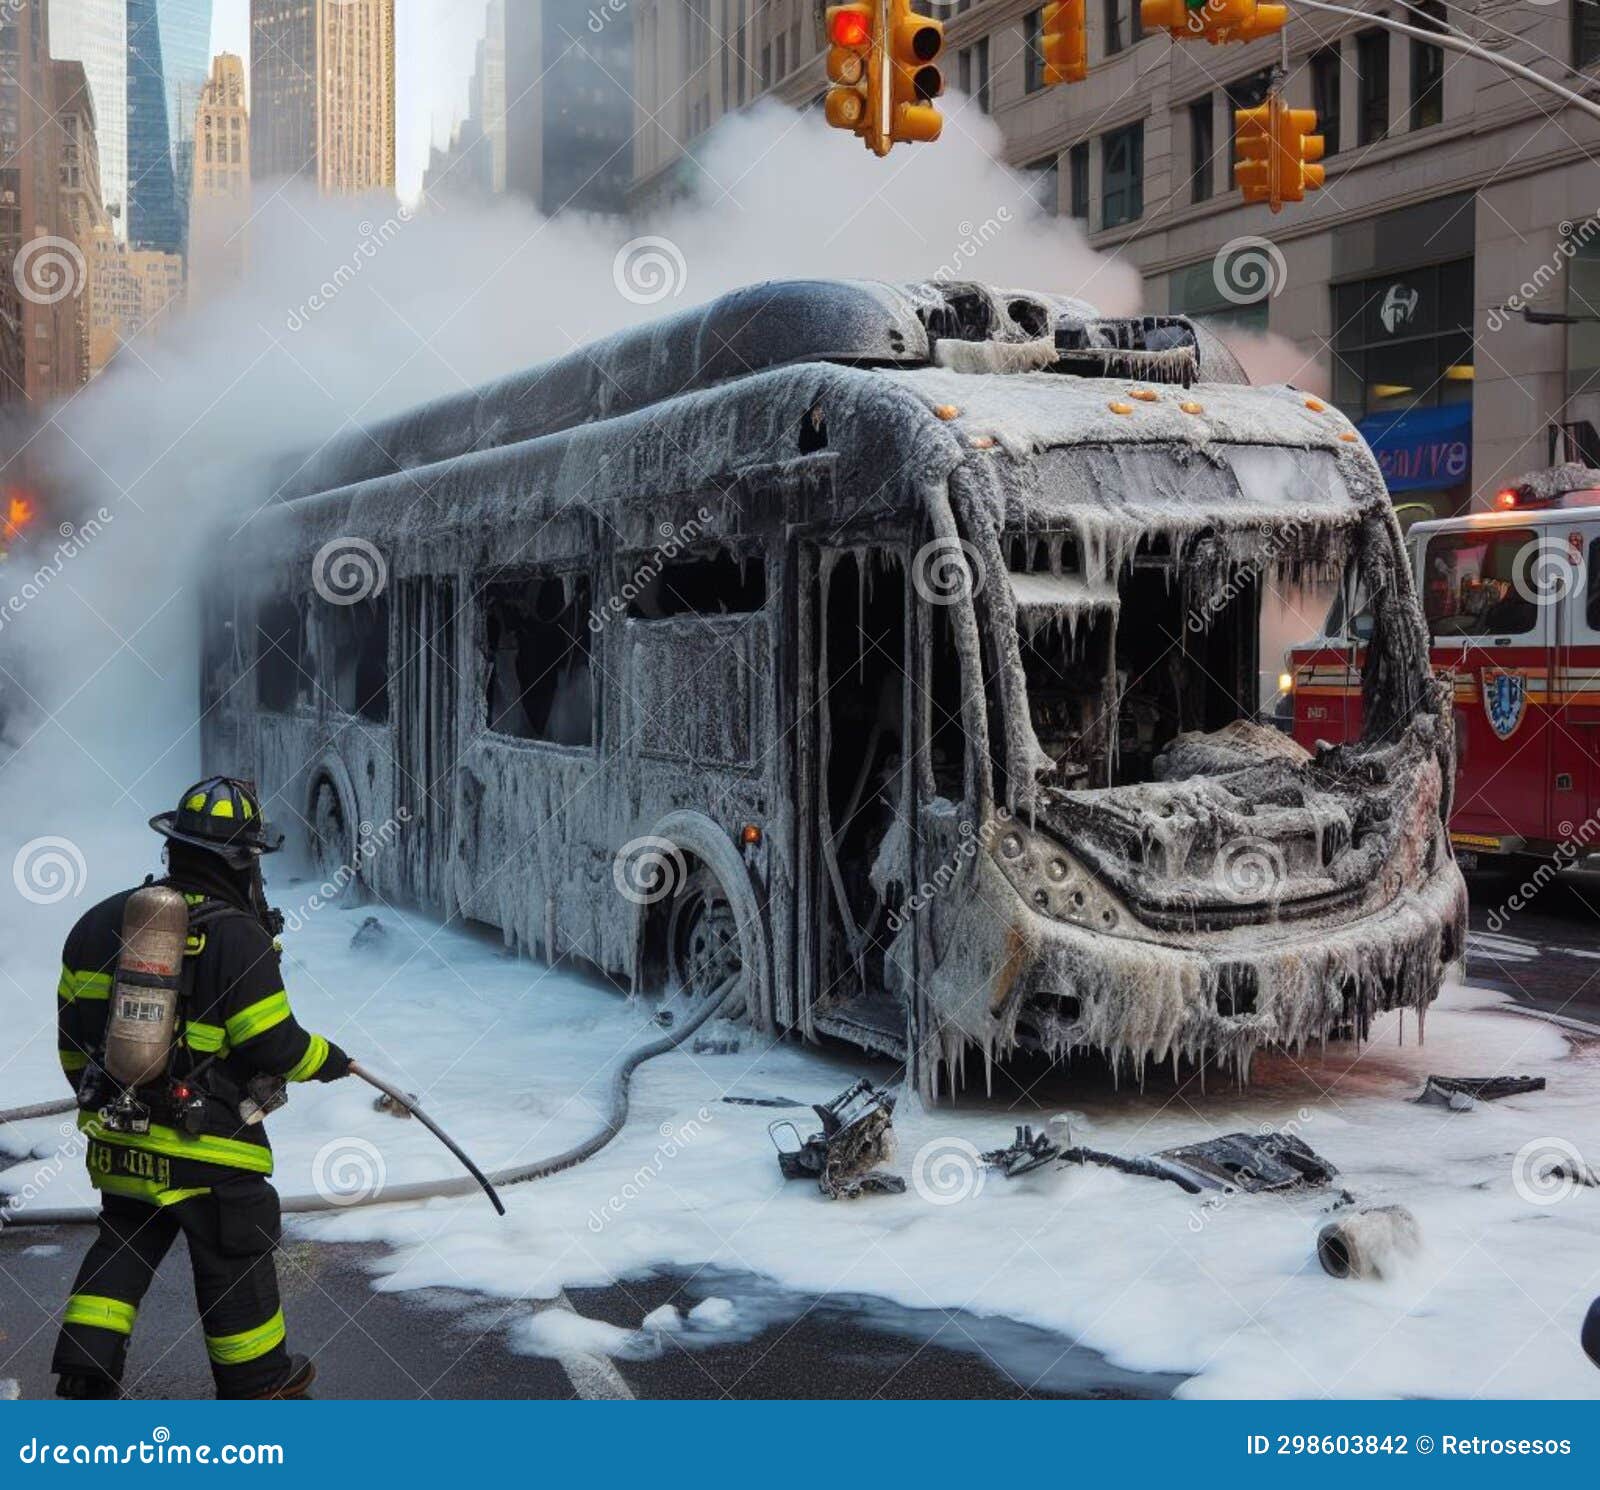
[1041,0,1087,85]
[1277,104,1325,205]
[825,3,876,139]
[889,0,943,145]
[1141,0,1286,44]
[1234,94,1325,213]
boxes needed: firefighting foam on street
[1,0,1599,1420]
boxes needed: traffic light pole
[1288,0,1600,127]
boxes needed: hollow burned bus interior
[202,279,1466,1098]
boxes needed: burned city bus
[201,280,1466,1097]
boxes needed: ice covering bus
[1288,463,1600,875]
[201,279,1466,1097]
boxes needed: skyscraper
[2,0,68,406]
[251,0,397,196]
[188,52,250,299]
[505,0,632,217]
[125,0,211,253]
[49,0,127,240]
[54,59,110,389]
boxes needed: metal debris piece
[1414,1075,1546,1111]
[982,1124,1064,1178]
[692,1035,741,1056]
[1318,1205,1422,1280]
[721,1094,807,1109]
[1154,1131,1339,1193]
[767,1079,900,1199]
[349,916,388,952]
[1064,1130,1338,1196]
[373,1090,416,1119]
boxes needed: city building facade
[505,0,632,215]
[125,0,212,253]
[630,1,1600,514]
[54,58,109,389]
[48,0,127,240]
[188,51,250,298]
[250,0,397,195]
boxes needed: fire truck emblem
[1482,669,1528,742]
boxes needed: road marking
[547,1292,635,1400]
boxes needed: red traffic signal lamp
[1234,93,1325,213]
[825,3,875,138]
[889,0,943,145]
[1041,0,1087,85]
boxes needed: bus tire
[634,810,772,1030]
[304,754,364,905]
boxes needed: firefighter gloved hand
[315,1043,353,1082]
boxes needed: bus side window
[322,595,390,723]
[626,546,765,618]
[256,595,312,713]
[484,574,595,747]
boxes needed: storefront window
[1331,257,1474,416]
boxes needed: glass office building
[50,0,128,239]
[126,0,211,252]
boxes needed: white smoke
[0,101,1128,954]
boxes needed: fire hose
[0,973,740,1229]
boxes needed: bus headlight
[991,820,1128,932]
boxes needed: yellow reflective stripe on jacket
[93,1174,211,1208]
[225,991,292,1047]
[59,1049,88,1073]
[57,967,112,1004]
[206,1309,285,1366]
[64,1294,138,1335]
[78,1112,273,1176]
[285,1034,329,1083]
[183,1019,229,1055]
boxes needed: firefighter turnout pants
[52,1178,292,1398]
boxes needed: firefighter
[52,778,352,1401]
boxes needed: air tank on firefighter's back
[103,886,190,1089]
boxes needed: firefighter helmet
[149,778,285,867]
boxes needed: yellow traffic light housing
[825,4,875,139]
[889,0,943,145]
[1041,0,1087,85]
[1141,0,1286,43]
[1234,93,1325,213]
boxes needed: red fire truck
[1286,466,1600,871]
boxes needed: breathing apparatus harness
[78,879,289,1139]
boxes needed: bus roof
[276,278,1256,504]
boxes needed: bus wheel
[667,869,742,1002]
[306,764,361,903]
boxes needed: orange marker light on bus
[741,823,763,847]
[1109,401,1134,415]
